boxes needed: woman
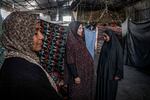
[65,21,94,100]
[96,29,123,100]
[0,11,62,100]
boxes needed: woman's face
[77,24,84,37]
[33,23,44,52]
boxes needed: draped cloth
[64,21,94,100]
[96,29,123,100]
[124,19,150,69]
[39,21,68,88]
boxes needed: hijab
[1,11,39,63]
[69,21,81,39]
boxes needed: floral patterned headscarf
[1,11,39,62]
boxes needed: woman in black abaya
[96,29,123,100]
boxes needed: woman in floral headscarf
[0,11,62,100]
[64,21,94,100]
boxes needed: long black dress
[96,29,123,100]
[0,57,62,100]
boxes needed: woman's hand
[74,77,81,85]
[58,80,64,86]
[114,76,120,80]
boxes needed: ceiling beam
[34,0,44,9]
[12,0,27,9]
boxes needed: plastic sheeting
[124,19,150,69]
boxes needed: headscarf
[1,11,39,63]
[69,21,81,39]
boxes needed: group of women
[0,11,123,100]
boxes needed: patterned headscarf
[1,11,39,63]
[69,21,81,39]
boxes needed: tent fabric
[124,19,150,69]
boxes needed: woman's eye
[35,32,38,35]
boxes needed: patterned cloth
[65,21,94,100]
[39,20,68,88]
